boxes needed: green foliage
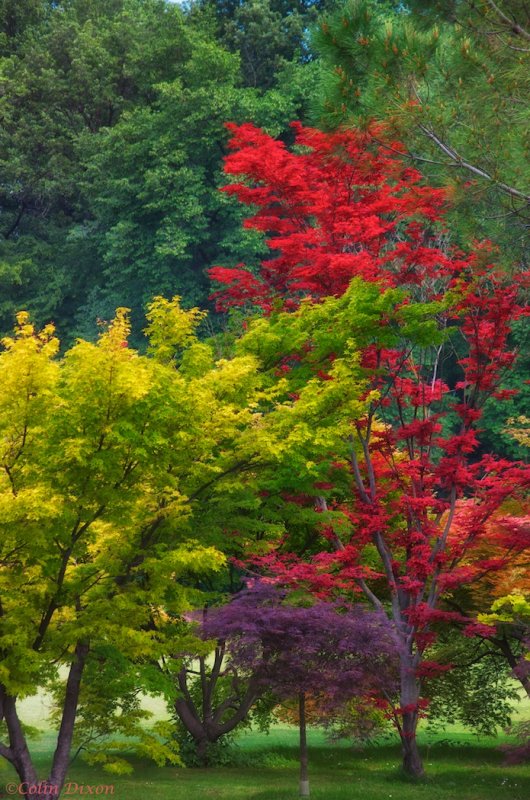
[196,0,331,88]
[145,295,209,363]
[0,0,321,343]
[0,298,299,777]
[314,0,530,260]
[210,0,317,89]
[222,279,450,565]
[76,52,304,342]
[479,594,530,671]
[175,727,238,767]
[481,593,530,626]
[0,0,194,337]
[51,647,181,774]
[479,319,529,461]
[424,635,521,736]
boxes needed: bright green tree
[0,297,284,798]
[76,43,305,341]
[0,0,195,336]
[200,0,324,89]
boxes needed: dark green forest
[0,0,527,454]
[0,0,329,341]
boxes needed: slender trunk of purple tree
[299,691,309,797]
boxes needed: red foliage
[210,122,452,311]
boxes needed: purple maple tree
[198,582,399,796]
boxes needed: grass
[0,725,529,800]
[0,695,528,799]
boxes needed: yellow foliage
[145,295,207,362]
[505,415,530,449]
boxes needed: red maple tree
[210,121,451,310]
[210,123,530,776]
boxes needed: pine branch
[418,125,530,203]
[485,0,530,41]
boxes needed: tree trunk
[399,660,425,778]
[0,642,89,800]
[299,692,309,797]
[196,737,210,767]
[516,671,530,699]
[2,691,39,794]
[400,710,424,778]
[495,637,530,699]
[48,641,89,793]
[174,661,259,766]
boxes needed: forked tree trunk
[0,642,89,800]
[174,654,259,766]
[299,692,309,797]
[195,737,210,767]
[399,658,425,778]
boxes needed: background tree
[170,616,265,767]
[0,0,324,342]
[77,46,304,343]
[0,0,193,336]
[314,0,530,262]
[0,0,46,53]
[479,592,530,691]
[479,592,530,765]
[421,629,521,736]
[194,0,325,89]
[440,509,530,697]
[193,0,330,88]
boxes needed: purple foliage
[199,582,399,707]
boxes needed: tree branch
[358,578,385,613]
[3,204,25,240]
[418,125,530,203]
[187,459,262,503]
[485,0,530,41]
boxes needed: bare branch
[347,435,370,503]
[358,578,385,613]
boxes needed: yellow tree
[0,299,280,799]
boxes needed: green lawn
[0,725,529,800]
